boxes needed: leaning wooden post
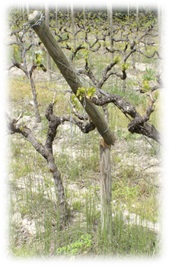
[28,10,115,146]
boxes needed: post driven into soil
[100,139,112,244]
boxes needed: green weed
[56,234,92,255]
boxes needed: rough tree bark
[92,91,160,143]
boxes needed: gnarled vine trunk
[8,104,68,228]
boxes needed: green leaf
[122,63,129,71]
[76,87,86,98]
[70,94,80,110]
[142,80,151,92]
[86,87,96,98]
[113,55,121,64]
[76,87,96,100]
[35,50,43,65]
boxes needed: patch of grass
[9,103,159,256]
[111,214,159,255]
[9,79,31,102]
[91,211,159,256]
[9,88,159,257]
[112,162,158,223]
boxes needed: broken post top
[28,10,44,27]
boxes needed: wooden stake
[100,138,112,242]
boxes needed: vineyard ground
[8,69,161,256]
